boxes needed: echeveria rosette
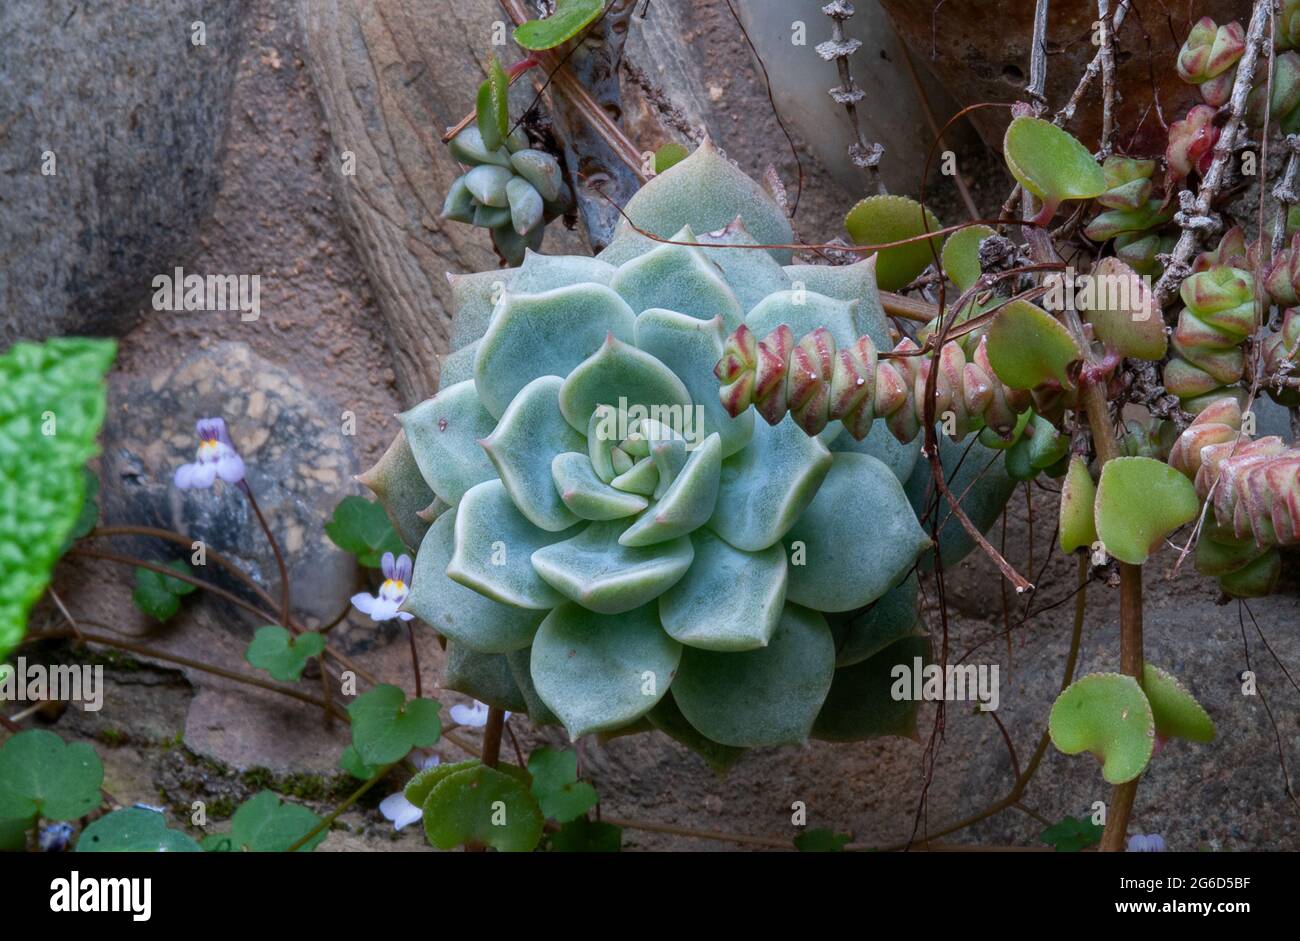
[368,142,932,756]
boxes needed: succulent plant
[1248,51,1300,133]
[1176,17,1245,107]
[371,141,937,754]
[1166,104,1219,183]
[443,124,572,265]
[715,325,1027,445]
[1084,157,1175,276]
[1163,266,1256,411]
[1261,309,1300,407]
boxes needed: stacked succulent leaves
[371,142,946,757]
[443,124,572,266]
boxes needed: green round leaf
[325,496,407,567]
[245,626,325,683]
[422,764,544,852]
[0,729,103,822]
[347,684,442,764]
[1049,673,1155,785]
[941,224,996,292]
[1058,455,1098,554]
[527,746,599,823]
[844,194,941,291]
[227,791,327,852]
[1142,664,1215,743]
[513,0,604,51]
[1095,457,1200,564]
[548,816,622,852]
[985,300,1081,390]
[76,808,201,853]
[1003,117,1107,221]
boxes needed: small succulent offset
[443,123,572,265]
[367,141,935,756]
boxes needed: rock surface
[99,341,358,623]
[0,0,246,343]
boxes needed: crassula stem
[1081,379,1145,852]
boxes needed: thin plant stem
[239,481,291,629]
[284,762,397,853]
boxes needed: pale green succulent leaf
[646,692,746,771]
[744,290,858,348]
[530,520,694,614]
[831,418,921,481]
[481,375,584,532]
[609,456,659,496]
[443,642,529,712]
[512,249,614,293]
[783,256,890,349]
[619,433,722,547]
[551,451,649,520]
[813,635,929,741]
[695,218,791,313]
[358,429,436,550]
[557,335,692,434]
[447,480,575,609]
[530,602,682,739]
[783,453,930,612]
[905,429,1017,571]
[634,308,754,457]
[449,267,517,352]
[658,528,786,651]
[672,603,835,747]
[474,284,636,418]
[399,380,497,506]
[616,137,795,262]
[609,229,744,331]
[709,414,832,552]
[831,571,922,667]
[407,510,545,653]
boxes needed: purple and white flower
[450,699,510,727]
[351,552,415,622]
[379,753,441,832]
[174,417,245,489]
[1126,833,1166,852]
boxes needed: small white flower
[351,552,415,622]
[1126,833,1166,852]
[379,753,441,832]
[450,699,510,727]
[174,417,245,489]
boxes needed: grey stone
[0,0,245,343]
[99,341,359,624]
